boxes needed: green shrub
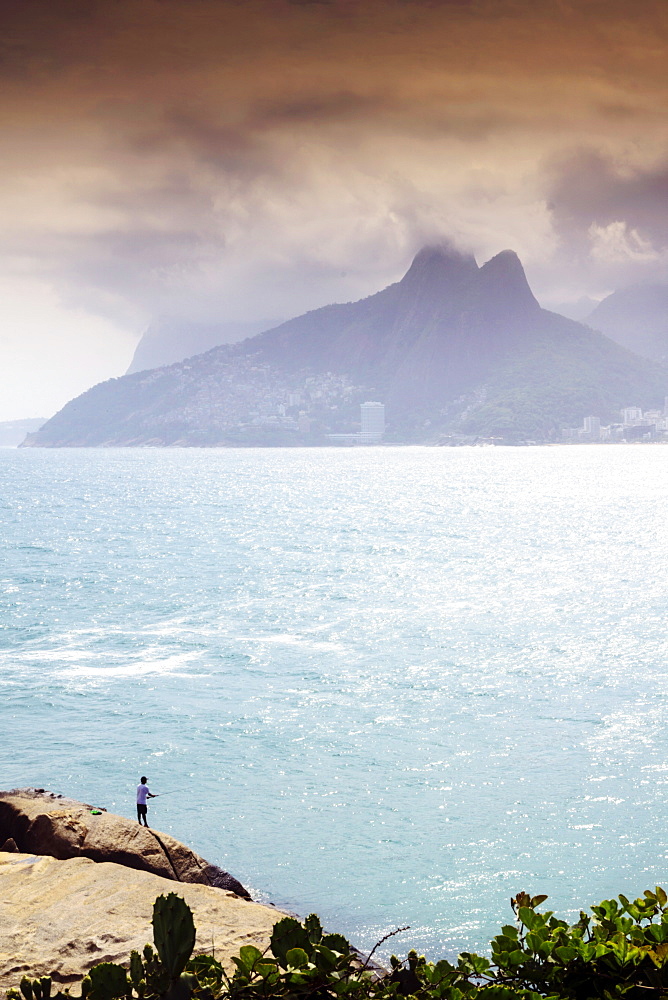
[8,887,668,1000]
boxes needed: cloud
[588,222,662,264]
[0,0,667,414]
[548,150,668,248]
[536,148,668,296]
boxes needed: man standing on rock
[136,776,156,827]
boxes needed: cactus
[270,917,312,969]
[19,980,33,1000]
[85,963,129,1000]
[152,893,196,981]
[321,932,350,955]
[128,951,143,989]
[164,973,197,1000]
[304,914,322,946]
[18,979,51,1000]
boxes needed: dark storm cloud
[549,151,668,246]
[251,92,389,127]
[0,0,666,329]
[132,111,272,176]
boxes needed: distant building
[621,407,643,426]
[327,433,359,445]
[624,423,656,441]
[359,401,385,444]
[583,415,601,440]
[288,392,301,407]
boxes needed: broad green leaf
[525,932,544,953]
[286,947,310,969]
[313,945,338,971]
[518,907,538,930]
[469,954,490,974]
[255,962,279,979]
[238,945,263,970]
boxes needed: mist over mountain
[545,297,600,322]
[0,418,47,447]
[23,246,668,447]
[586,285,668,363]
[127,317,283,374]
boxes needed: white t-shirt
[137,784,151,805]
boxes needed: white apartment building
[583,415,601,439]
[621,407,643,425]
[359,401,385,444]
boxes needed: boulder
[0,851,284,987]
[0,789,249,898]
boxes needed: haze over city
[1,0,667,420]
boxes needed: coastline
[0,789,286,987]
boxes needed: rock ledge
[0,788,249,898]
[0,851,282,986]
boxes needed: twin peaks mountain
[26,246,667,446]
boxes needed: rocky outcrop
[0,851,283,986]
[0,789,249,898]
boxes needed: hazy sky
[1,0,667,419]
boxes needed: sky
[0,0,667,420]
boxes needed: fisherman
[136,776,156,827]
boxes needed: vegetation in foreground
[10,886,668,1000]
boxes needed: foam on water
[1,445,668,959]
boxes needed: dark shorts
[137,803,148,817]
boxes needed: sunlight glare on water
[1,445,668,959]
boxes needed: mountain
[127,317,282,373]
[586,285,668,363]
[543,296,600,321]
[22,246,668,446]
[0,418,47,447]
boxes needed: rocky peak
[399,243,479,299]
[477,249,540,315]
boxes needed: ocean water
[2,445,668,961]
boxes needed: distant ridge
[0,417,47,447]
[127,317,283,373]
[23,246,668,446]
[586,284,668,363]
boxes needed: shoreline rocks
[0,788,249,898]
[0,851,284,986]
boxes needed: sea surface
[2,445,668,960]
